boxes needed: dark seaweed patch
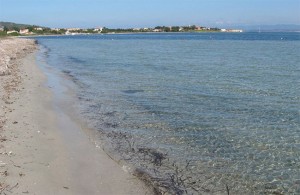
[103,122,119,128]
[103,111,117,117]
[62,70,71,75]
[68,56,86,64]
[122,89,144,94]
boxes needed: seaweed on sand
[100,130,235,195]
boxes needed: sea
[34,32,300,194]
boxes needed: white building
[19,29,29,34]
[67,28,81,31]
[153,29,162,32]
[229,29,243,32]
[93,27,103,32]
[51,28,61,31]
[7,30,18,34]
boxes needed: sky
[0,0,299,28]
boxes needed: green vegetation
[31,27,66,35]
[0,21,225,37]
[8,32,19,36]
[0,31,7,37]
[101,25,221,33]
[101,27,135,33]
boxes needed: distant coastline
[2,21,299,38]
[0,22,243,37]
[26,31,248,38]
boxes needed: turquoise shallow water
[35,32,300,194]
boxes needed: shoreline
[0,38,152,194]
[18,30,242,38]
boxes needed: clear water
[35,32,300,194]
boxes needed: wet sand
[0,38,152,194]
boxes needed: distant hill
[0,21,43,30]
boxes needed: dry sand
[0,38,152,194]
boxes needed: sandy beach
[0,38,152,194]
